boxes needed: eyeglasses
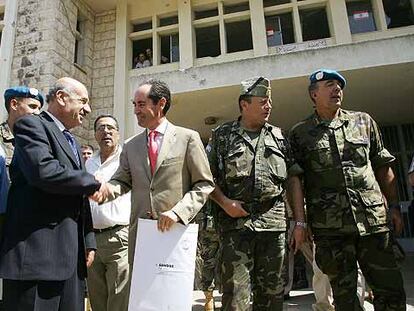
[96,124,118,132]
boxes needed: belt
[94,224,125,234]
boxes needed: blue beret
[309,69,346,89]
[4,86,44,107]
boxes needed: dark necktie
[62,130,80,166]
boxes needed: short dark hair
[81,144,94,152]
[93,114,119,132]
[238,95,252,112]
[140,79,171,115]
[308,82,319,103]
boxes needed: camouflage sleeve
[206,128,219,180]
[368,115,395,170]
[287,128,305,177]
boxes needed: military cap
[240,77,271,97]
[4,86,44,107]
[309,69,346,89]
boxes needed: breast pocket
[224,145,249,179]
[306,140,334,171]
[344,133,369,167]
[264,142,287,180]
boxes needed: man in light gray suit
[92,79,214,265]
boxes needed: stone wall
[89,10,116,148]
[10,0,102,145]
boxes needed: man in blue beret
[288,69,406,310]
[0,86,44,169]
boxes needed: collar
[0,122,14,140]
[90,145,122,166]
[312,109,349,129]
[233,117,273,135]
[146,118,168,136]
[45,111,66,132]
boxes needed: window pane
[159,15,178,27]
[195,25,220,58]
[133,21,152,32]
[263,0,290,7]
[224,2,249,14]
[346,0,376,34]
[194,8,218,20]
[160,34,179,64]
[132,38,152,69]
[383,0,414,28]
[226,20,253,53]
[265,12,295,46]
[300,8,330,41]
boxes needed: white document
[128,218,199,311]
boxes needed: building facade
[0,0,413,246]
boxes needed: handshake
[89,177,114,204]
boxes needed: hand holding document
[128,219,199,311]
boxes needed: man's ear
[158,97,166,111]
[55,90,67,107]
[9,99,19,111]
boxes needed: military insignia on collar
[29,88,39,96]
[315,71,324,80]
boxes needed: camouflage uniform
[194,200,221,292]
[289,109,406,311]
[207,119,289,311]
[0,121,14,170]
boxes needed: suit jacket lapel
[40,112,81,169]
[137,132,151,181]
[154,123,176,175]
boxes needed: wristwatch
[295,221,307,229]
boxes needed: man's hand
[158,210,179,232]
[290,226,306,254]
[89,182,111,203]
[390,208,403,236]
[222,198,249,218]
[86,249,95,268]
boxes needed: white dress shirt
[146,118,169,154]
[86,146,131,229]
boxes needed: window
[195,25,220,58]
[223,2,249,14]
[130,12,179,68]
[300,8,330,41]
[159,15,178,27]
[226,20,253,53]
[132,38,152,69]
[265,12,295,46]
[74,15,86,66]
[133,21,152,32]
[263,0,291,7]
[194,7,218,20]
[160,33,179,64]
[382,0,414,28]
[346,0,376,34]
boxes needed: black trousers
[3,269,85,311]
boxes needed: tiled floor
[193,253,414,310]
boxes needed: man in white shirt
[86,115,131,311]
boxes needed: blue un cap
[4,86,44,108]
[309,69,346,89]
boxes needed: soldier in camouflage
[0,86,44,170]
[207,77,305,311]
[288,69,406,310]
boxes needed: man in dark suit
[0,77,102,311]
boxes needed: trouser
[220,229,285,311]
[314,231,406,311]
[195,229,221,292]
[3,269,84,311]
[87,226,130,311]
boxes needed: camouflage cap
[240,77,271,97]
